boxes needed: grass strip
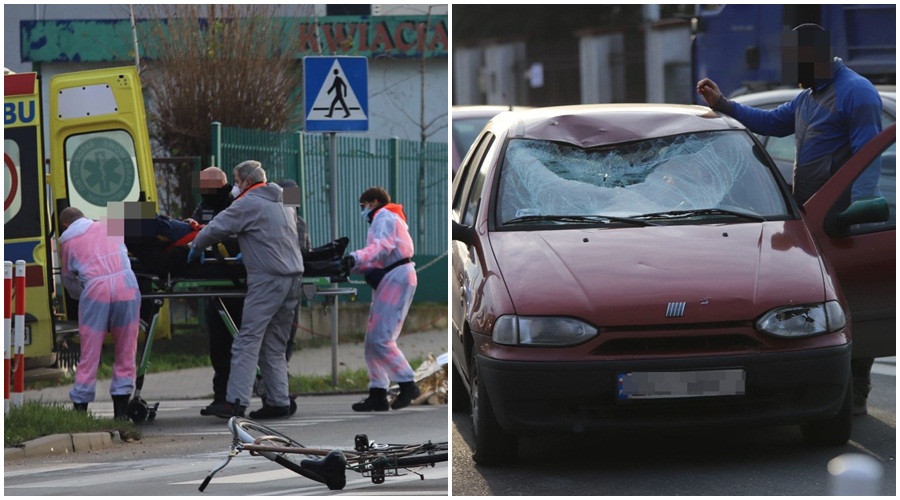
[4,400,141,447]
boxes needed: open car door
[803,123,896,359]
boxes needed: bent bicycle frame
[200,416,448,492]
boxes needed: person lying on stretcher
[122,207,349,280]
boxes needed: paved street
[452,358,895,496]
[6,395,448,496]
[4,330,449,496]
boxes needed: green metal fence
[210,122,448,303]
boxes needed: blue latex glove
[187,246,205,264]
[235,253,243,264]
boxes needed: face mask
[231,185,242,198]
[360,207,372,220]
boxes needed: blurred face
[199,168,227,194]
[782,29,832,89]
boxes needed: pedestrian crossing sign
[304,56,369,132]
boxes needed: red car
[451,104,895,465]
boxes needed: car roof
[487,104,746,148]
[452,105,531,119]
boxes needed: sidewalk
[19,328,448,404]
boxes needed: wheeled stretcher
[123,238,356,423]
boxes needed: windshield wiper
[634,208,767,222]
[503,214,657,227]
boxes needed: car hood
[489,222,828,326]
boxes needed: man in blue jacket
[697,23,883,415]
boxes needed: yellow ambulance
[4,66,158,370]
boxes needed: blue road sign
[304,56,369,132]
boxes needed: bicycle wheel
[356,441,449,468]
[231,418,318,461]
[394,442,448,468]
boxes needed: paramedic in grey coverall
[189,160,304,419]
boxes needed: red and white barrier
[12,260,26,408]
[4,261,12,414]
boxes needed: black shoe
[73,403,88,412]
[112,394,131,421]
[204,401,245,419]
[352,388,389,412]
[249,403,291,420]
[391,381,421,410]
[300,449,347,490]
[200,398,226,416]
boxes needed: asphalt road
[5,394,448,496]
[451,360,896,496]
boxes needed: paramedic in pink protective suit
[58,207,141,420]
[342,186,420,411]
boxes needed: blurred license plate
[617,369,745,400]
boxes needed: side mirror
[452,220,474,246]
[837,197,890,226]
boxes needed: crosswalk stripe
[6,461,216,488]
[4,462,101,478]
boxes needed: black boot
[112,395,130,421]
[249,401,291,420]
[391,381,421,410]
[73,403,88,412]
[300,449,348,490]
[200,396,227,416]
[205,400,246,419]
[352,388,389,412]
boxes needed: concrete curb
[5,431,119,461]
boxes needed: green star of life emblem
[70,137,135,206]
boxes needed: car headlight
[492,315,598,346]
[756,301,846,338]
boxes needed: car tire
[452,363,470,412]
[470,351,517,465]
[800,374,852,446]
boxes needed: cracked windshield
[497,131,789,225]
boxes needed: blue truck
[691,4,896,102]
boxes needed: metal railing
[210,122,448,302]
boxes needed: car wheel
[452,363,470,412]
[470,350,517,465]
[800,373,852,446]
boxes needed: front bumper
[477,344,851,435]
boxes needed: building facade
[5,4,449,149]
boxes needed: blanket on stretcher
[124,215,348,280]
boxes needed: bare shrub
[141,5,311,160]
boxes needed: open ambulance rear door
[48,67,158,331]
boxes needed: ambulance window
[64,130,141,221]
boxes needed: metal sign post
[329,132,339,388]
[304,56,369,388]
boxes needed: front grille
[591,333,763,356]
